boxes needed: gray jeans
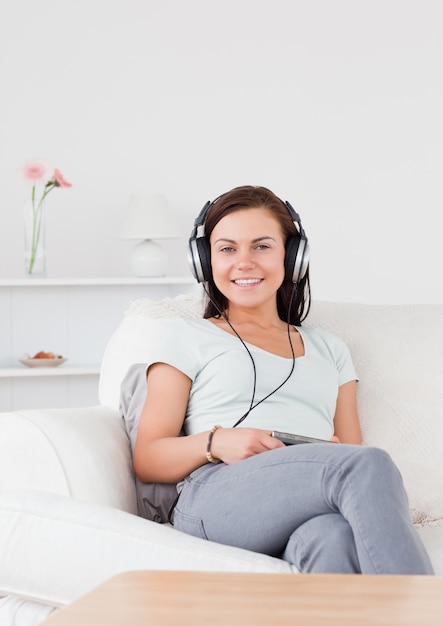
[173,444,434,574]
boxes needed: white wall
[0,0,441,304]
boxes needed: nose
[236,249,254,269]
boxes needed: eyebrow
[213,236,277,245]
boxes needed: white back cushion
[306,300,443,523]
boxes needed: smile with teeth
[233,278,263,286]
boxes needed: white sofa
[1,293,443,625]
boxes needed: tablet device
[271,431,333,445]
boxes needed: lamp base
[130,240,167,277]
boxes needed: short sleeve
[147,318,202,382]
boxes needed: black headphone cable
[202,283,297,428]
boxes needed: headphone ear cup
[196,238,212,282]
[285,236,309,283]
[188,235,212,283]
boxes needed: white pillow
[98,293,204,410]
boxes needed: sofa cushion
[0,490,296,608]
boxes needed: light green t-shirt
[148,317,357,440]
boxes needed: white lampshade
[121,194,182,277]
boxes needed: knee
[359,445,397,469]
[351,445,403,486]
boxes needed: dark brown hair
[202,185,311,325]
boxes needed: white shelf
[0,276,195,287]
[0,365,101,378]
[0,277,195,410]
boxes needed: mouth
[232,278,263,287]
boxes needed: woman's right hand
[210,427,285,464]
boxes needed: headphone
[187,196,310,284]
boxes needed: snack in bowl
[32,351,62,359]
[19,351,67,368]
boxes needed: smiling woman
[132,185,433,576]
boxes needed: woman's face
[209,207,286,311]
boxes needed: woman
[134,185,433,574]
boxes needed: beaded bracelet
[206,425,222,464]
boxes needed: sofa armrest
[0,406,137,514]
[0,490,296,608]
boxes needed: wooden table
[42,570,443,626]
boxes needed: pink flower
[18,158,72,274]
[52,168,72,188]
[18,159,54,186]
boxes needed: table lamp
[121,194,182,277]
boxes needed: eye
[255,243,270,250]
[220,246,235,253]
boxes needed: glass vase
[24,198,46,277]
